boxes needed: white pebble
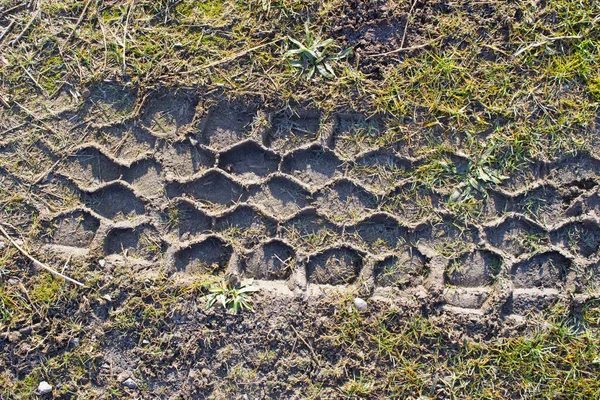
[98,259,106,268]
[123,378,138,389]
[37,381,52,395]
[354,297,368,312]
[0,241,5,250]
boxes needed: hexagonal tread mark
[415,216,480,258]
[480,190,511,221]
[332,113,385,158]
[498,161,546,192]
[380,183,443,223]
[281,209,341,252]
[174,236,233,274]
[82,82,137,124]
[214,205,277,248]
[266,111,321,152]
[445,250,502,288]
[349,150,413,192]
[140,90,198,137]
[580,191,600,217]
[577,261,600,293]
[313,179,378,223]
[346,213,409,253]
[83,182,145,220]
[218,140,280,181]
[306,246,364,285]
[281,145,344,188]
[514,185,573,224]
[485,217,549,257]
[166,170,245,208]
[243,240,295,280]
[157,140,215,178]
[59,146,121,185]
[246,176,311,219]
[92,124,156,162]
[104,224,166,261]
[122,159,164,197]
[511,251,571,289]
[550,220,600,258]
[45,210,100,248]
[197,102,254,150]
[548,153,600,186]
[162,199,213,241]
[374,249,427,289]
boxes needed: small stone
[8,278,18,285]
[103,294,112,302]
[98,259,106,268]
[353,297,368,312]
[142,339,150,345]
[0,241,5,250]
[37,381,52,395]
[122,378,138,390]
[100,363,110,369]
[189,137,198,146]
[116,370,128,381]
[69,337,80,348]
[7,331,21,343]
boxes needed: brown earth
[1,0,600,398]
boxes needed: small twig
[0,222,86,287]
[0,92,9,108]
[291,325,321,366]
[0,19,15,44]
[480,43,509,57]
[183,38,283,74]
[61,255,72,274]
[13,100,61,136]
[18,62,49,97]
[0,3,26,18]
[512,35,583,58]
[400,0,418,50]
[122,0,135,72]
[368,36,442,57]
[31,158,61,186]
[98,14,108,72]
[0,122,27,136]
[10,8,39,45]
[65,0,93,44]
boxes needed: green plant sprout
[205,279,258,314]
[285,23,352,80]
[449,147,508,203]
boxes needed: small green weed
[285,22,352,80]
[448,148,508,203]
[204,279,258,314]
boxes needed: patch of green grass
[324,299,600,398]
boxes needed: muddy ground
[1,0,600,398]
